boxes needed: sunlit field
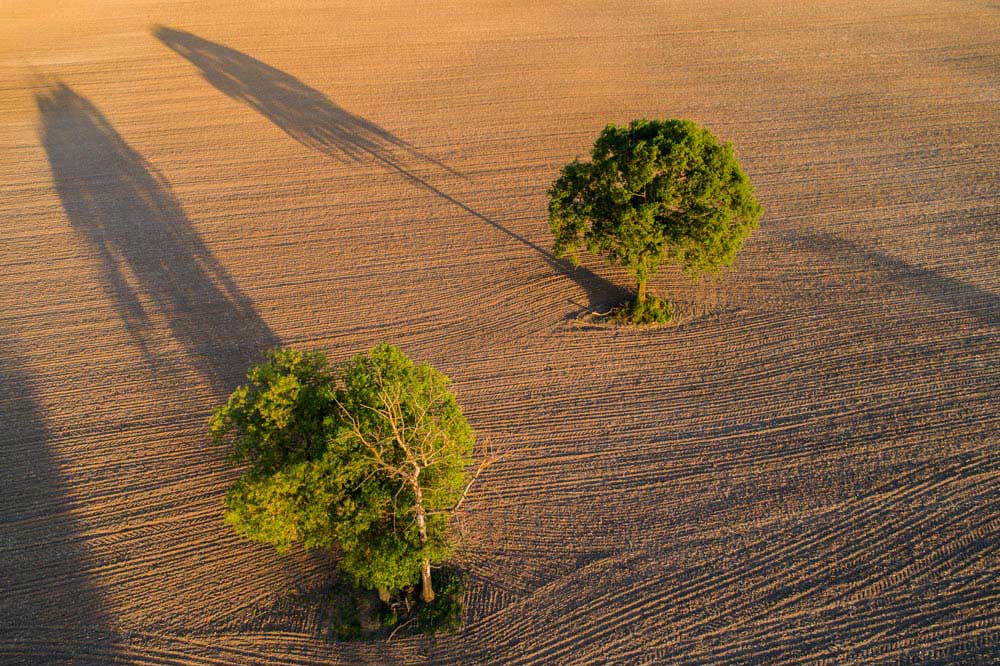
[2,1,998,663]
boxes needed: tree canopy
[548,119,762,321]
[210,344,474,603]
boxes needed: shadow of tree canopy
[37,82,279,396]
[154,26,453,172]
[154,27,627,311]
[798,230,999,329]
[0,330,108,645]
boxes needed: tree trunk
[636,277,647,306]
[413,479,435,603]
[420,558,434,603]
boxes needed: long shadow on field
[0,333,108,653]
[154,26,627,310]
[37,82,279,396]
[802,231,1000,328]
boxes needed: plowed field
[2,1,998,663]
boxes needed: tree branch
[443,442,503,516]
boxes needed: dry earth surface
[2,0,999,663]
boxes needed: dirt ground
[2,0,998,663]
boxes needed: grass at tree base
[608,293,674,325]
[328,567,467,641]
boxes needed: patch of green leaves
[612,294,674,325]
[416,568,467,636]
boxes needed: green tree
[210,344,475,604]
[333,344,473,602]
[548,119,762,320]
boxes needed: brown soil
[2,1,998,663]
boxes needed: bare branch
[387,615,416,640]
[447,442,504,515]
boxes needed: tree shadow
[153,26,627,311]
[798,231,1000,328]
[37,82,280,396]
[0,332,109,650]
[153,26,456,173]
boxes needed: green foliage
[378,603,399,629]
[211,344,474,604]
[612,294,673,325]
[374,567,467,638]
[549,118,762,314]
[221,461,333,554]
[210,348,336,475]
[416,567,467,636]
[331,344,473,594]
[326,579,367,641]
